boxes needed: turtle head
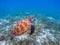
[28,16,34,21]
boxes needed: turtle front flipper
[30,24,35,35]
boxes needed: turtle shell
[11,19,31,36]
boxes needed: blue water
[0,0,60,19]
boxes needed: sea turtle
[9,16,35,40]
[0,16,35,40]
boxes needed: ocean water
[0,0,60,45]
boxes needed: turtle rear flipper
[0,36,5,41]
[30,24,35,35]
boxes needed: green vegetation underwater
[0,0,60,45]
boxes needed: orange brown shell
[11,19,31,36]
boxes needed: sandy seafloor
[0,12,60,45]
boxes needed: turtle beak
[30,24,35,35]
